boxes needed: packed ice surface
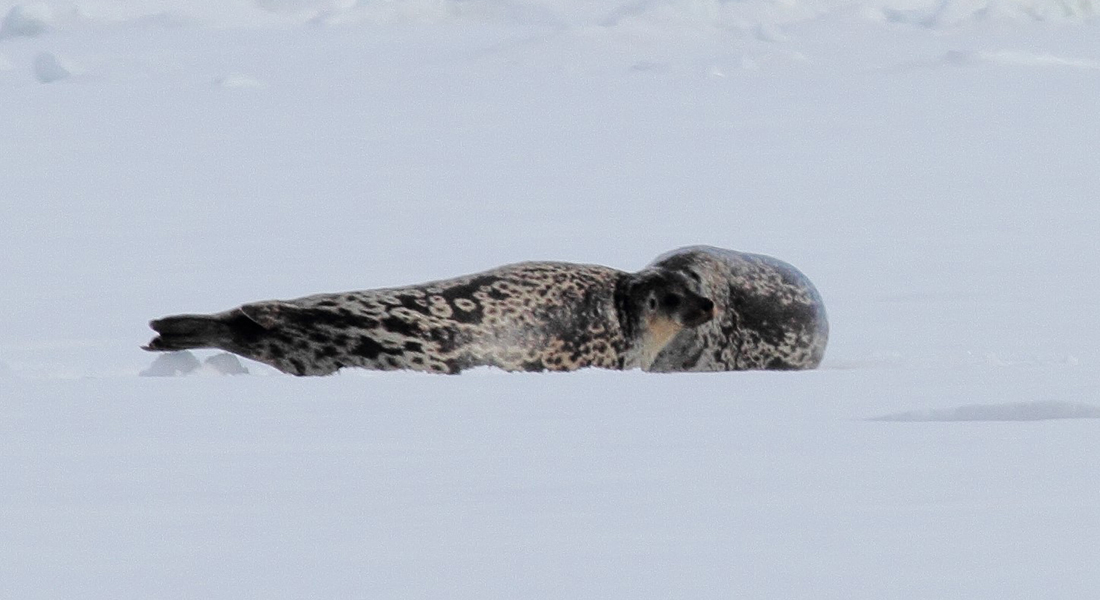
[1,0,1099,598]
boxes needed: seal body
[646,246,828,372]
[144,261,715,376]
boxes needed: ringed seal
[645,246,828,371]
[144,261,716,376]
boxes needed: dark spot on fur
[427,328,460,353]
[766,357,796,370]
[439,275,500,303]
[404,341,423,353]
[448,300,484,324]
[451,312,479,325]
[359,317,380,329]
[353,337,385,360]
[381,316,417,337]
[650,253,699,276]
[613,273,639,342]
[727,286,815,351]
[283,306,367,331]
[398,294,432,316]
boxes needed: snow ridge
[871,400,1100,422]
[0,0,1095,33]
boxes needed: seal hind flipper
[144,309,269,352]
[144,314,231,351]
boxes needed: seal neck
[612,273,643,369]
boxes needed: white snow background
[2,0,1100,598]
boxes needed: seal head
[617,268,716,370]
[644,245,828,372]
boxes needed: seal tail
[143,309,268,352]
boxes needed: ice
[971,49,1100,69]
[872,400,1100,422]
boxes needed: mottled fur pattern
[145,261,715,376]
[646,246,829,372]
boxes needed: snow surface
[872,399,1100,421]
[31,49,69,81]
[2,0,1100,598]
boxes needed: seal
[143,261,716,376]
[643,246,828,372]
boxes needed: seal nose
[682,297,715,327]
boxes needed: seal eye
[646,296,658,311]
[662,293,681,309]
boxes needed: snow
[211,73,267,88]
[5,371,1100,598]
[31,49,69,81]
[0,4,52,39]
[138,350,249,376]
[2,0,1100,597]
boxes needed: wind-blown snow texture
[2,1,1099,598]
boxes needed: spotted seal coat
[645,246,828,371]
[144,261,716,376]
